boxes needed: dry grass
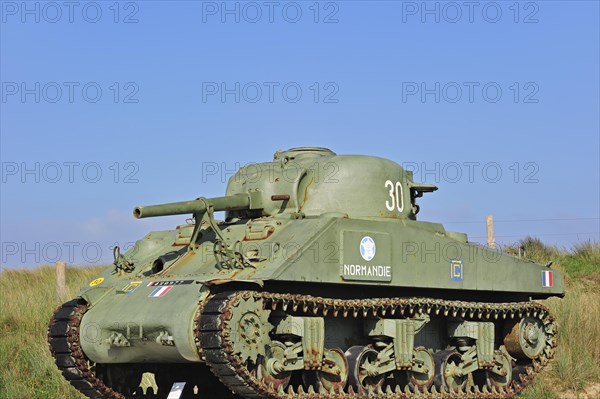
[0,266,103,399]
[527,274,600,399]
[512,239,600,399]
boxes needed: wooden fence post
[486,215,495,249]
[56,261,67,302]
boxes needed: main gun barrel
[133,193,252,219]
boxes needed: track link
[198,291,557,399]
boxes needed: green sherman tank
[48,148,563,399]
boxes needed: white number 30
[384,180,404,212]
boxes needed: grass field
[0,266,103,399]
[505,239,600,399]
[0,239,598,399]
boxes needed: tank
[48,147,563,399]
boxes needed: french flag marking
[149,286,172,297]
[541,271,553,288]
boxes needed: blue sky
[1,0,599,267]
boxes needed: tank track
[198,291,557,399]
[48,298,125,399]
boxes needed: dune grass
[0,266,103,399]
[0,239,598,399]
[507,239,600,399]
